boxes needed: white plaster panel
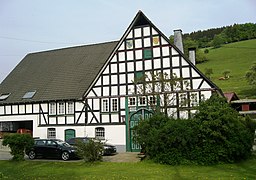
[135,39,142,48]
[33,104,40,113]
[154,58,161,69]
[93,87,101,96]
[119,52,125,62]
[163,57,170,68]
[134,28,142,37]
[111,75,118,85]
[171,48,179,55]
[128,85,134,95]
[136,61,143,71]
[127,31,133,39]
[87,90,95,97]
[103,66,109,74]
[75,102,84,112]
[93,99,100,110]
[161,37,168,45]
[120,97,125,109]
[153,47,160,57]
[191,69,200,77]
[143,27,150,36]
[144,38,151,47]
[201,81,211,89]
[95,77,101,86]
[67,116,75,124]
[111,86,118,96]
[103,87,109,96]
[103,76,109,85]
[127,62,134,72]
[181,58,189,66]
[119,42,125,50]
[182,67,190,78]
[192,79,203,89]
[57,117,65,125]
[119,86,126,95]
[26,104,32,113]
[0,106,4,114]
[111,114,119,123]
[101,114,109,123]
[144,59,152,70]
[179,111,189,119]
[40,104,48,112]
[162,46,170,56]
[119,74,126,84]
[172,56,180,67]
[12,105,18,114]
[49,117,56,125]
[201,91,212,100]
[111,63,117,73]
[135,50,142,59]
[152,27,158,35]
[19,105,25,114]
[127,51,134,61]
[127,73,134,83]
[111,54,117,62]
[119,63,125,73]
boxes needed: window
[58,102,65,114]
[22,90,36,99]
[179,93,187,107]
[95,127,105,140]
[149,96,156,105]
[129,97,136,106]
[49,102,56,115]
[112,99,118,112]
[47,128,56,139]
[139,97,146,106]
[0,93,10,101]
[190,93,198,107]
[102,99,109,112]
[67,102,74,114]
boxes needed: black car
[66,137,117,155]
[26,139,77,161]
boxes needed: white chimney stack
[188,47,196,65]
[173,29,184,53]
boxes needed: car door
[34,140,47,157]
[45,140,60,158]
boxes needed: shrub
[2,133,34,161]
[135,95,256,165]
[75,138,104,162]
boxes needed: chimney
[188,47,196,65]
[173,29,184,53]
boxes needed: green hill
[196,39,256,99]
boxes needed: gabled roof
[0,41,118,104]
[223,92,239,103]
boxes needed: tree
[204,68,213,79]
[133,71,189,116]
[245,62,256,87]
[3,133,34,161]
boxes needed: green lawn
[1,157,256,179]
[196,39,256,98]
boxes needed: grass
[196,39,256,98]
[0,157,256,179]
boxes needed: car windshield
[55,140,71,147]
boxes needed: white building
[0,11,222,152]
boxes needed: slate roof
[0,41,118,104]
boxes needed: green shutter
[144,49,152,59]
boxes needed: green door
[128,108,153,152]
[65,129,75,141]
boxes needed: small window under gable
[22,90,36,99]
[0,93,10,101]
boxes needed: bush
[75,138,104,162]
[2,133,34,161]
[135,95,256,165]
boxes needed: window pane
[102,99,109,112]
[95,127,105,140]
[58,102,65,114]
[49,103,56,115]
[47,128,56,139]
[67,102,74,114]
[112,99,118,112]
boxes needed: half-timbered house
[0,11,222,152]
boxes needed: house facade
[0,11,221,152]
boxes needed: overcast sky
[0,0,255,83]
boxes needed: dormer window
[0,93,11,101]
[22,90,36,99]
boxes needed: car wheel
[28,151,36,160]
[61,151,70,161]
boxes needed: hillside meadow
[196,39,256,98]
